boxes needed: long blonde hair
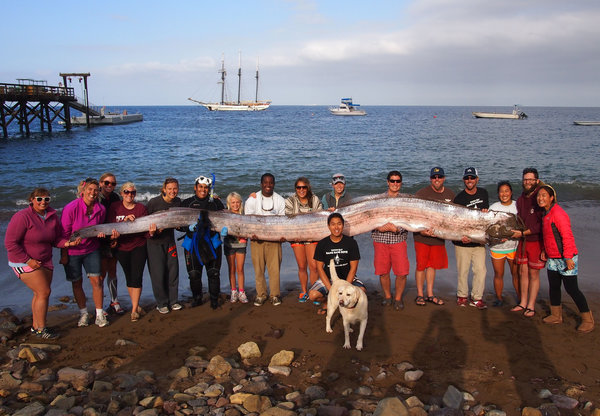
[77,177,99,197]
[226,192,244,214]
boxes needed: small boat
[472,105,527,119]
[573,121,600,126]
[69,108,143,126]
[188,53,271,112]
[329,98,367,116]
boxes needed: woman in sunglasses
[5,188,80,339]
[98,172,124,315]
[107,182,154,322]
[285,177,323,303]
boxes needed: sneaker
[238,291,248,304]
[156,306,170,314]
[171,303,183,311]
[110,301,125,315]
[34,327,60,339]
[469,299,488,310]
[230,290,238,303]
[254,296,267,306]
[78,312,90,327]
[95,314,110,328]
[298,292,309,303]
[492,299,505,307]
[271,296,282,306]
[457,297,468,307]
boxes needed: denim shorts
[65,250,102,282]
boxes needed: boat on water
[472,105,527,119]
[69,108,143,126]
[188,53,271,111]
[329,98,367,116]
[573,121,600,126]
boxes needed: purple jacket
[5,205,67,270]
[516,186,544,242]
[61,198,106,256]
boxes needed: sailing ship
[188,53,271,111]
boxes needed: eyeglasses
[296,185,308,190]
[123,190,137,196]
[388,179,402,183]
[35,197,51,203]
[431,175,444,180]
[464,176,477,180]
[103,181,117,186]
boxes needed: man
[371,171,409,311]
[413,167,455,306]
[511,168,546,317]
[322,173,353,211]
[453,167,489,309]
[180,176,225,309]
[245,173,286,306]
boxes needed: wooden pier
[0,76,88,138]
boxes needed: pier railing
[0,83,75,101]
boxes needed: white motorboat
[189,53,271,112]
[472,105,527,119]
[329,98,366,116]
[573,121,600,126]
[69,108,143,126]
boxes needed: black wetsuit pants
[184,247,222,308]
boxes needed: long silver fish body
[71,194,519,245]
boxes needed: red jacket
[542,203,577,259]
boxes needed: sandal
[415,296,426,306]
[425,295,445,305]
[298,292,309,303]
[382,298,393,306]
[317,307,327,315]
[524,308,536,318]
[511,304,526,312]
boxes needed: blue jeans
[65,250,101,282]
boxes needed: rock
[243,394,272,413]
[355,386,372,396]
[396,362,414,372]
[268,366,291,376]
[550,394,579,409]
[349,411,362,416]
[592,408,600,416]
[538,389,552,399]
[117,390,139,407]
[230,368,247,382]
[169,366,192,380]
[442,385,464,409]
[184,356,209,369]
[19,381,44,393]
[521,407,542,416]
[204,383,225,397]
[259,408,296,416]
[139,396,161,408]
[317,405,349,416]
[269,350,294,367]
[373,397,409,416]
[238,342,262,359]
[230,392,253,404]
[114,339,138,346]
[57,367,93,390]
[408,407,427,416]
[240,379,272,395]
[91,380,113,392]
[486,410,506,416]
[0,372,23,389]
[206,355,232,378]
[45,409,70,416]
[13,401,45,416]
[565,386,584,398]
[19,343,62,352]
[349,398,379,412]
[215,397,229,407]
[305,385,327,400]
[538,403,560,416]
[188,345,208,356]
[404,396,424,408]
[173,392,195,402]
[277,401,295,410]
[395,384,413,395]
[136,409,159,416]
[404,370,424,382]
[184,382,209,396]
[18,347,45,363]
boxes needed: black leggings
[547,269,589,312]
[117,245,147,288]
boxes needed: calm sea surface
[1,105,599,312]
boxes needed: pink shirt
[61,198,106,255]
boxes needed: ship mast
[218,54,226,105]
[237,51,242,105]
[255,57,260,103]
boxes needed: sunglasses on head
[123,190,137,196]
[35,197,51,203]
[103,180,117,186]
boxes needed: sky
[2,0,600,106]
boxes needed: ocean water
[1,105,599,313]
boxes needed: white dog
[325,259,369,350]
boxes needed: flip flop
[511,304,526,312]
[415,296,426,306]
[524,308,536,317]
[425,295,445,305]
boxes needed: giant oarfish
[70,194,520,245]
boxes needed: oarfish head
[485,213,524,245]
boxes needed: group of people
[5,167,594,340]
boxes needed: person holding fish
[321,173,353,211]
[61,178,114,328]
[5,188,80,339]
[146,177,182,314]
[224,192,248,303]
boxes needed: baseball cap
[430,167,445,178]
[463,167,478,179]
[332,173,346,184]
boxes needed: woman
[61,178,113,328]
[538,185,593,333]
[224,192,248,303]
[108,182,156,322]
[146,178,182,313]
[488,181,519,306]
[5,188,79,339]
[98,172,124,315]
[285,177,323,302]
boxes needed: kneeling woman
[108,182,155,322]
[538,185,593,333]
[309,212,365,314]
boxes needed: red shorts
[516,240,546,270]
[373,241,409,276]
[414,241,448,271]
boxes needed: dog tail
[328,259,340,282]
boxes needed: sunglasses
[388,179,402,183]
[123,190,137,196]
[431,175,444,180]
[333,176,345,181]
[35,197,51,203]
[464,176,477,180]
[103,181,117,186]
[296,185,308,190]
